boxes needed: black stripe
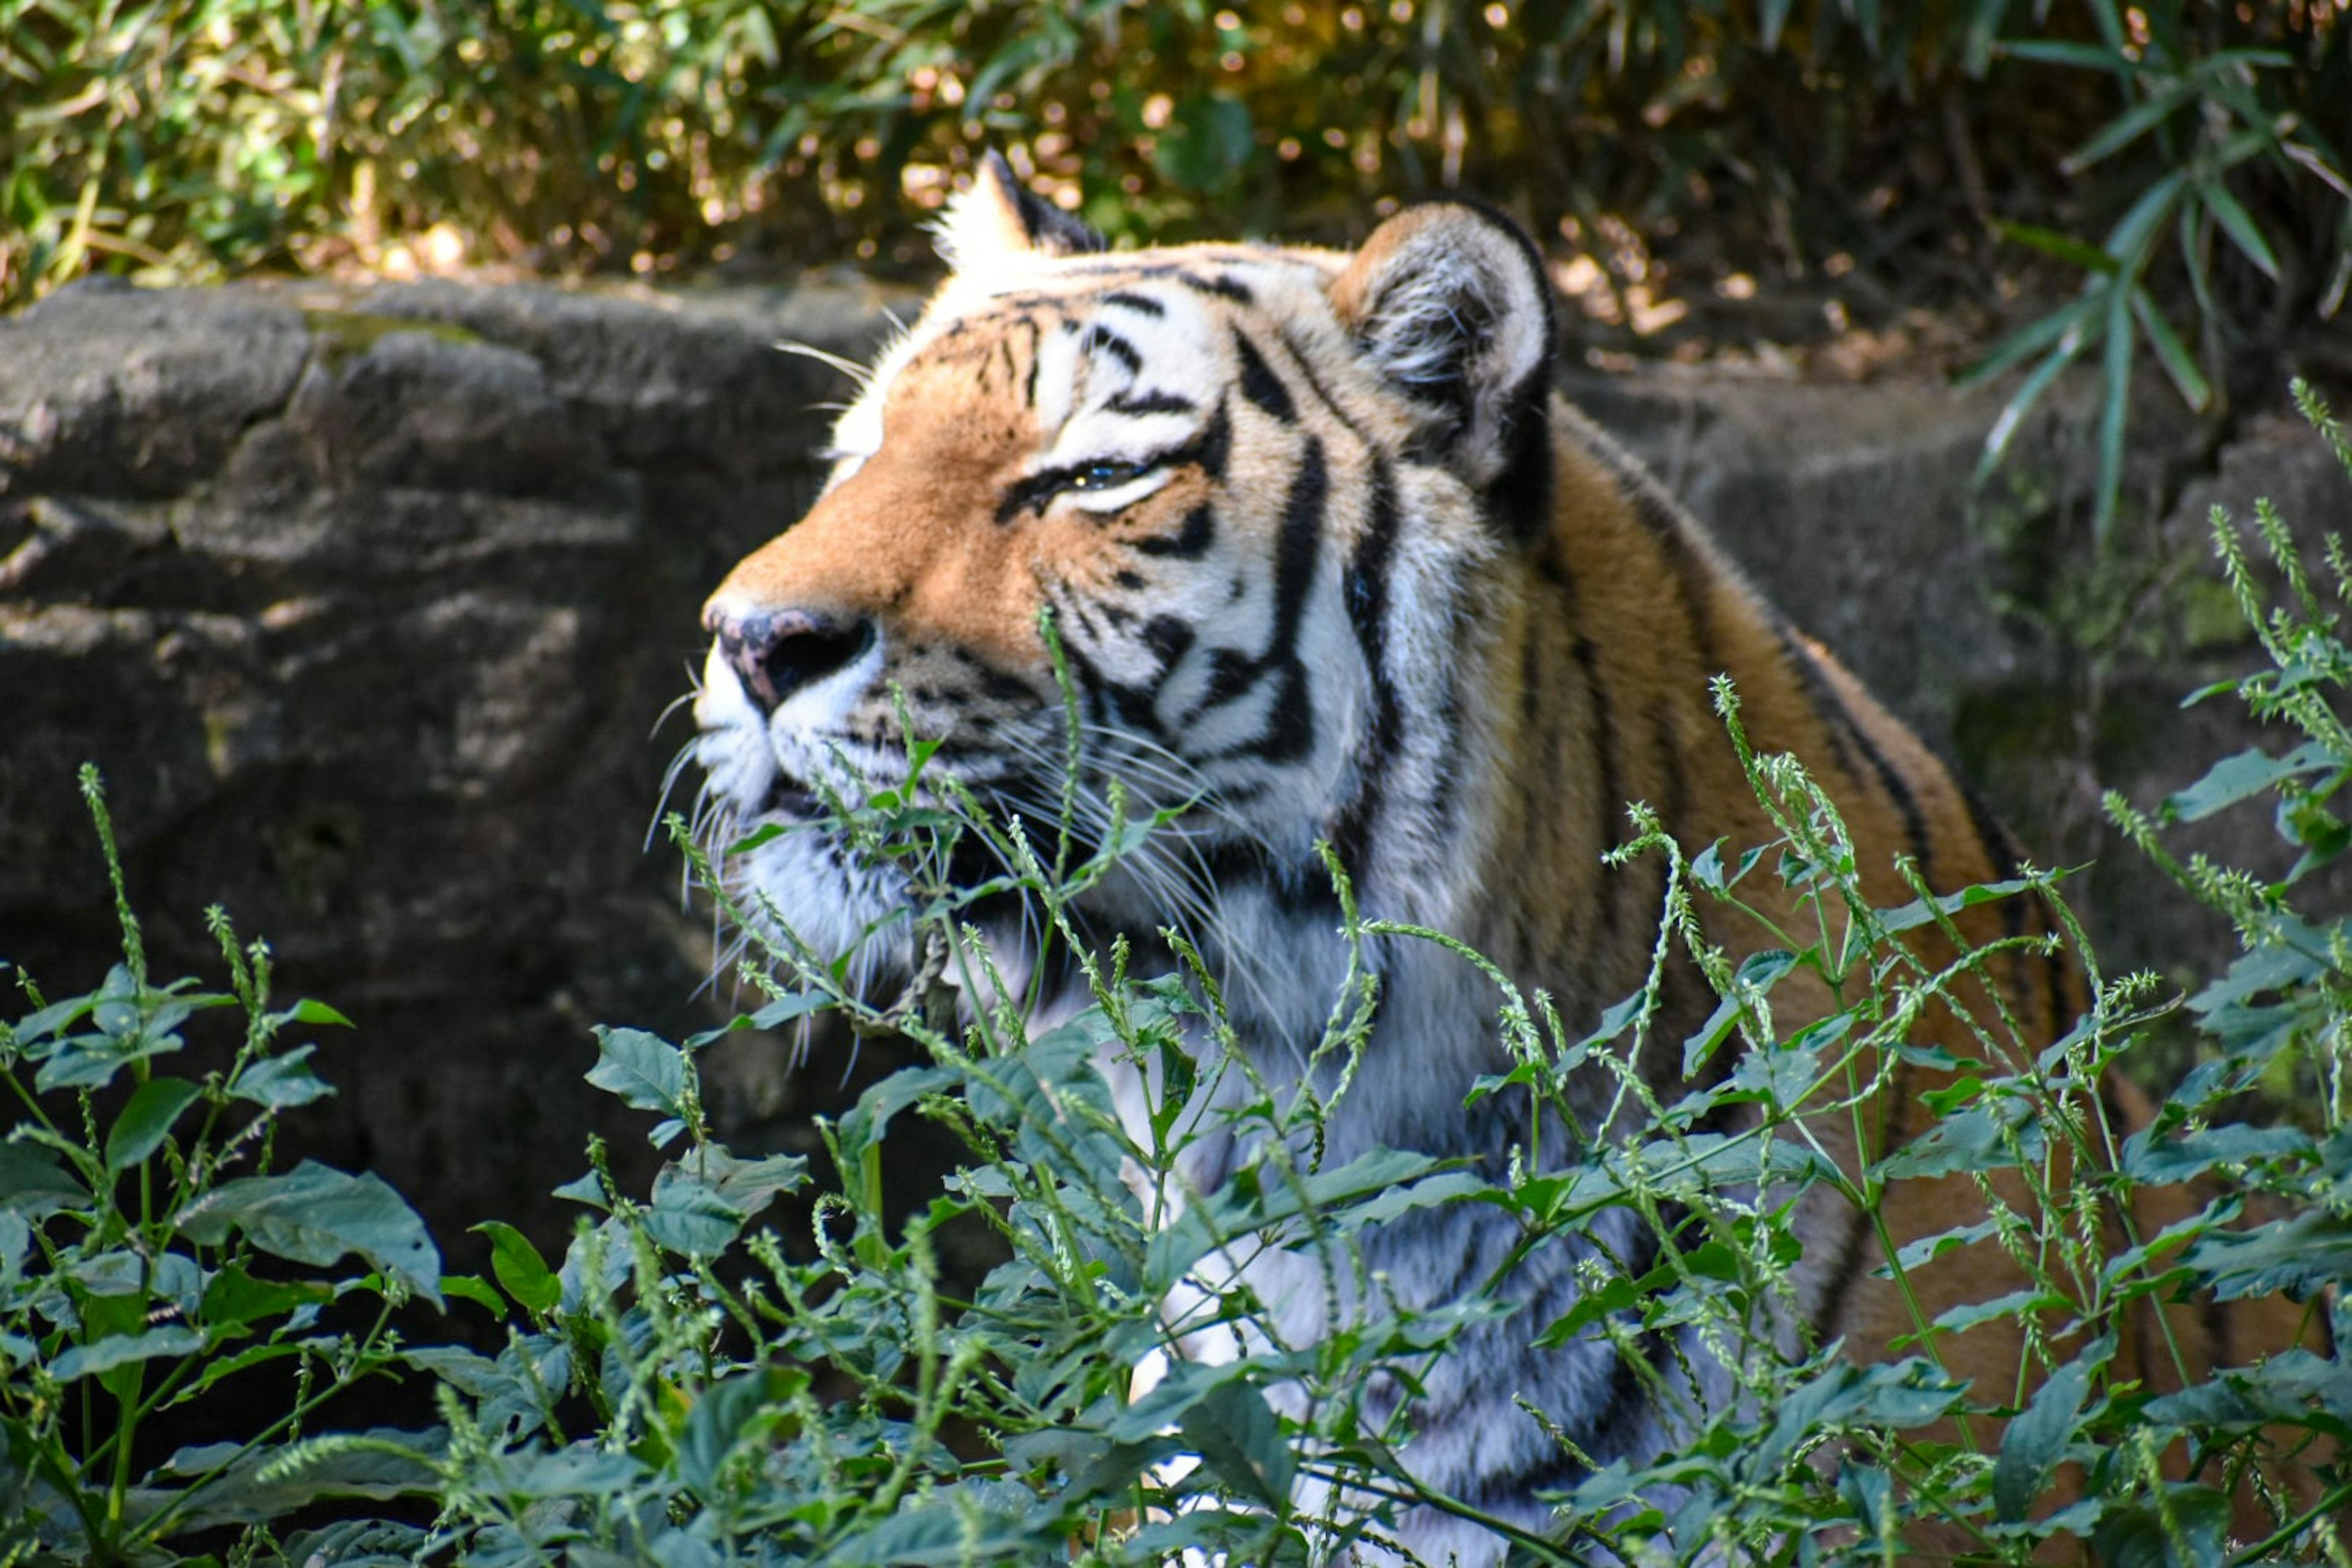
[1257,663,1314,762]
[1183,272,1254,304]
[1106,389,1196,416]
[1489,366,1555,544]
[1234,330,1297,422]
[1191,398,1232,485]
[1081,324,1142,375]
[1197,647,1255,710]
[1569,636,1634,946]
[1568,427,1723,668]
[947,648,1037,705]
[1330,459,1403,880]
[1812,1184,1883,1344]
[1099,290,1164,317]
[1267,439,1327,655]
[1187,442,1327,752]
[1275,328,1370,441]
[1136,503,1215,559]
[1140,614,1194,674]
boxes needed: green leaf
[106,1075,203,1172]
[2092,1487,2230,1568]
[1993,1353,2093,1521]
[2060,80,2192,173]
[1929,1286,2067,1337]
[809,1481,1043,1565]
[1883,1217,2001,1275]
[2161,741,2336,823]
[2105,169,2188,266]
[1872,1101,2042,1180]
[2130,287,2211,412]
[200,1263,333,1335]
[1876,878,2030,934]
[0,1140,89,1215]
[441,1273,505,1316]
[2123,1121,2312,1184]
[2000,39,2128,69]
[683,1146,808,1215]
[1970,328,2086,488]
[281,998,353,1028]
[474,1221,561,1314]
[52,1325,206,1382]
[552,1170,611,1211]
[2145,1349,2352,1430]
[640,1164,751,1256]
[1991,220,2120,275]
[1178,1378,1295,1509]
[229,1044,335,1109]
[586,1027,687,1117]
[747,990,829,1032]
[176,1160,443,1307]
[140,1429,445,1535]
[2185,1207,2352,1301]
[2197,176,2281,280]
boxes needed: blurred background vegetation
[2,0,2348,513]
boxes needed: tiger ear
[1329,202,1556,538]
[937,151,1108,273]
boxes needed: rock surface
[0,276,909,1245]
[2,277,2344,1262]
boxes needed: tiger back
[690,155,2321,1564]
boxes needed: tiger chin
[688,155,2316,1564]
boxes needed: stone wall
[3,277,2344,1260]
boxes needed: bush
[6,2,2345,531]
[9,396,2352,1562]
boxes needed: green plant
[397,631,2351,1561]
[0,766,449,1566]
[1964,3,2352,535]
[13,391,2352,1561]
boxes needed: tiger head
[693,153,1559,1005]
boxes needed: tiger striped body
[690,160,2286,1563]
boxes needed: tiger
[688,154,2321,1563]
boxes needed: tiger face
[695,160,1552,1020]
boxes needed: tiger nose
[704,605,878,714]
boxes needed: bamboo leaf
[1992,221,2117,275]
[2061,83,2193,175]
[2130,286,2212,412]
[2196,177,2281,280]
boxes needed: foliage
[4,2,2345,532]
[12,401,2352,1560]
[0,2,2340,298]
[0,767,445,1566]
[1958,9,2352,536]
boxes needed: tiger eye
[1071,461,1139,491]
